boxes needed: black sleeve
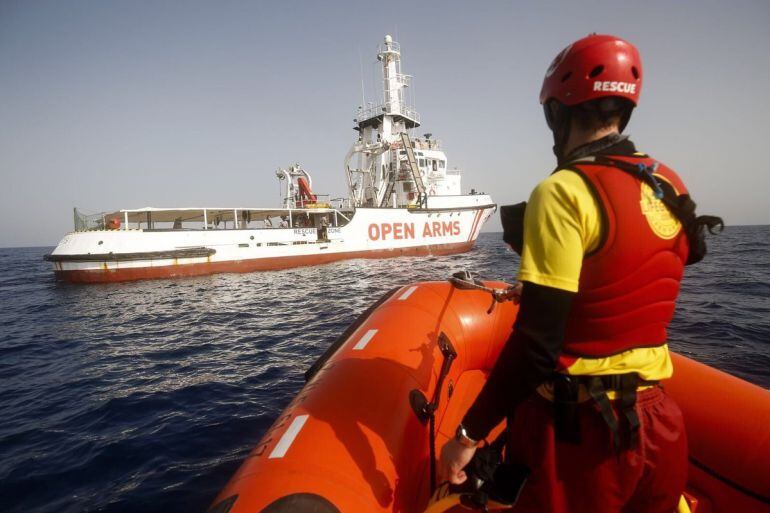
[461,281,575,441]
[500,202,527,255]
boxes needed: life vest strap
[553,375,581,444]
[619,375,641,449]
[552,373,656,452]
[585,376,623,453]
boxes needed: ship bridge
[355,100,420,130]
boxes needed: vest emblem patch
[640,181,681,239]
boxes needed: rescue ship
[209,277,770,513]
[45,36,495,283]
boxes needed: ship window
[439,160,445,168]
[404,181,413,192]
[419,159,425,167]
[432,160,438,171]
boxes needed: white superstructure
[46,36,496,283]
[346,35,461,208]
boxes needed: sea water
[1,228,768,513]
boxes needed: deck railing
[356,100,420,125]
[74,208,107,231]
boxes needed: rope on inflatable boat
[449,271,521,313]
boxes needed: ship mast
[377,34,419,139]
[345,35,420,207]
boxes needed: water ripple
[0,228,767,513]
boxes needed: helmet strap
[618,105,634,133]
[544,101,572,165]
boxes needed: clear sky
[1,0,768,247]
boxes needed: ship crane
[277,163,318,209]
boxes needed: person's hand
[439,438,477,484]
[509,282,523,304]
[494,282,523,304]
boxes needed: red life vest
[559,155,690,361]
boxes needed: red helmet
[540,34,643,107]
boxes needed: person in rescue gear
[440,33,722,513]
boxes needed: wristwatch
[455,423,479,448]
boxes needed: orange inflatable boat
[208,280,770,513]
